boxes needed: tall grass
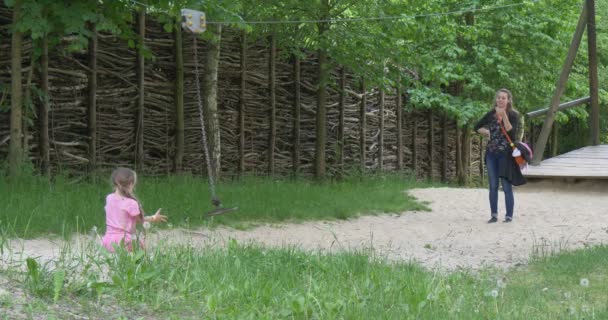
[4,241,608,319]
[0,173,431,238]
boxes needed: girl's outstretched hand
[149,208,168,223]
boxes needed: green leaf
[53,269,66,303]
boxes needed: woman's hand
[495,108,512,131]
[477,128,490,138]
[146,208,167,223]
[495,107,507,120]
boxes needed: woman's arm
[502,113,513,132]
[474,111,491,137]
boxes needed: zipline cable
[126,0,532,25]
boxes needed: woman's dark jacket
[474,109,526,186]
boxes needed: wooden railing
[526,96,590,119]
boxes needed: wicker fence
[0,8,484,181]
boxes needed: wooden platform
[523,145,608,179]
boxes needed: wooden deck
[523,145,608,179]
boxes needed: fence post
[268,34,276,176]
[360,79,366,172]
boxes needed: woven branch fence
[0,8,487,181]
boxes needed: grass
[0,173,432,238]
[2,240,608,319]
[3,174,608,319]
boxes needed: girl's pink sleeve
[121,199,141,217]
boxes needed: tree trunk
[174,19,184,173]
[268,34,276,176]
[8,0,23,177]
[87,23,97,173]
[135,8,145,171]
[40,35,50,176]
[204,24,222,179]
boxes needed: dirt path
[4,182,608,271]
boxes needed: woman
[474,88,523,223]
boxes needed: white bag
[512,148,521,157]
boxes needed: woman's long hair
[492,88,517,114]
[111,167,144,221]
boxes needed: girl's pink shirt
[104,192,140,235]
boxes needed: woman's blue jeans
[485,151,514,219]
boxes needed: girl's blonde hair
[111,167,144,220]
[492,88,517,114]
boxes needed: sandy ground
[3,180,608,272]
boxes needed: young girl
[102,167,167,252]
[474,88,523,223]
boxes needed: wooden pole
[532,3,588,164]
[456,126,463,184]
[293,54,301,176]
[378,89,384,171]
[396,85,403,171]
[238,30,246,176]
[87,23,97,173]
[530,121,535,145]
[22,50,34,163]
[268,34,276,176]
[441,113,448,182]
[40,35,50,176]
[315,48,328,179]
[174,19,184,173]
[412,114,418,177]
[313,0,330,179]
[338,67,346,173]
[8,0,23,177]
[360,79,366,172]
[551,122,559,157]
[135,8,145,171]
[463,125,471,184]
[427,109,434,179]
[587,0,599,145]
